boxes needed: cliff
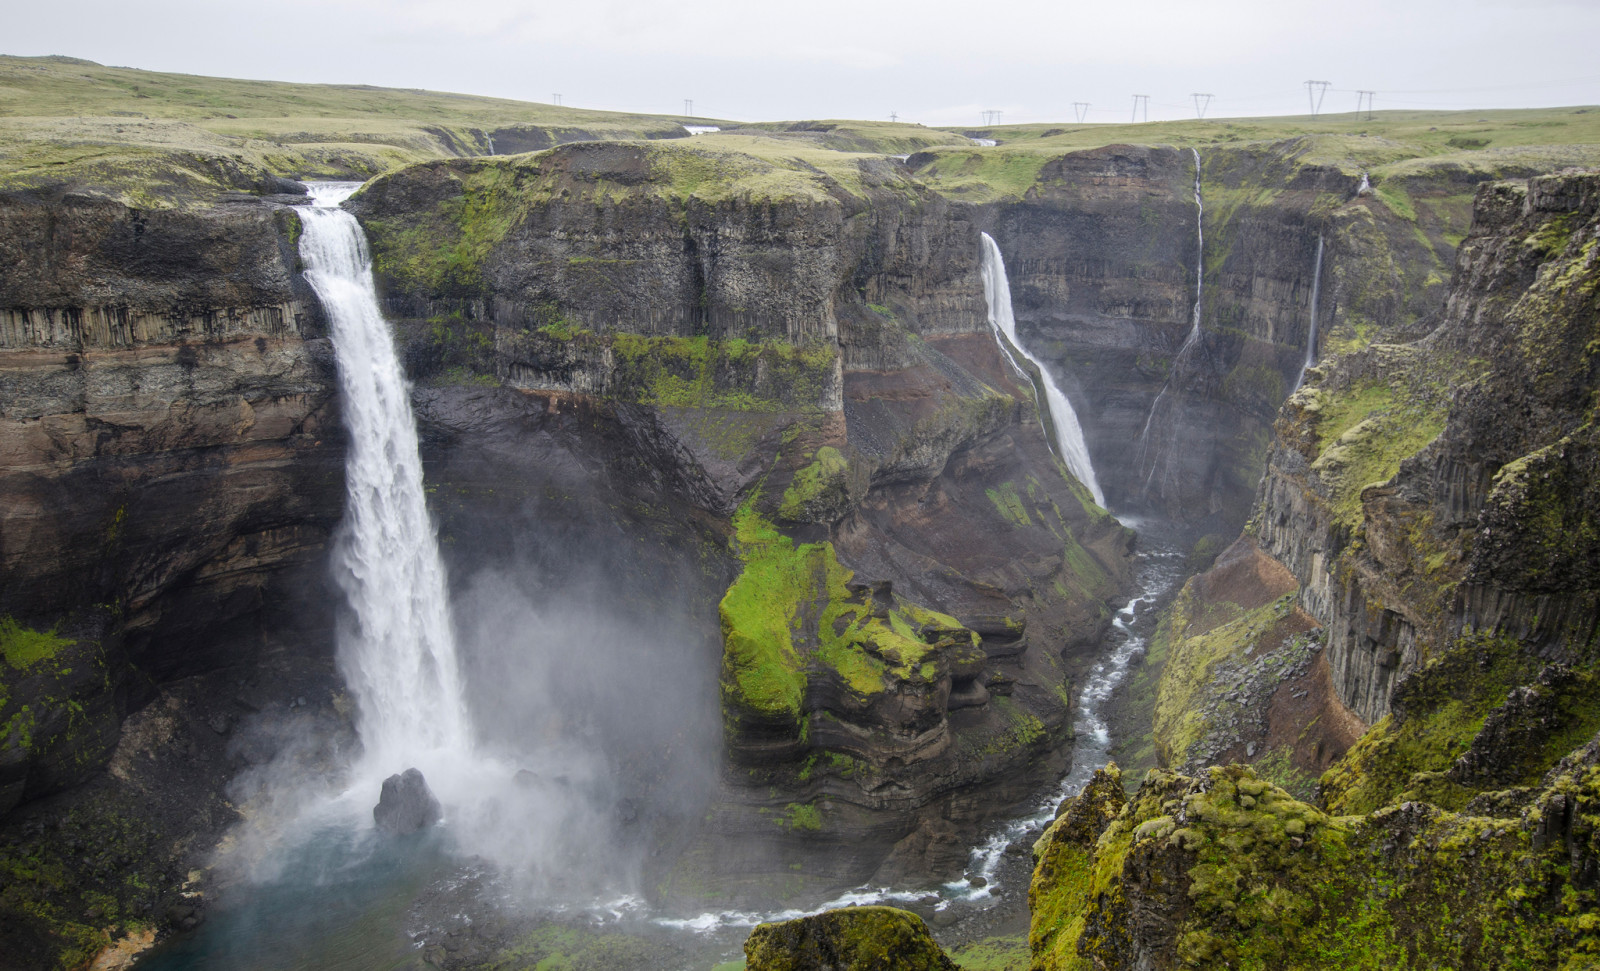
[1024,171,1600,969]
[349,136,1135,896]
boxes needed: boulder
[744,906,958,971]
[373,768,441,835]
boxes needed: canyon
[1,54,1599,970]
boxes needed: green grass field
[1,53,1596,207]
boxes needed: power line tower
[1356,90,1375,120]
[981,109,1003,126]
[684,99,694,117]
[552,93,562,106]
[1073,102,1090,123]
[890,110,898,123]
[1131,95,1149,123]
[1191,93,1214,119]
[1304,80,1331,117]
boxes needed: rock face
[0,192,342,816]
[1020,171,1600,969]
[1256,172,1600,729]
[351,141,1136,898]
[373,768,442,835]
[987,142,1452,528]
[744,907,958,971]
[1028,759,1600,970]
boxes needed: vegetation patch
[719,503,977,728]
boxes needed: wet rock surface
[374,768,442,836]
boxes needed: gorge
[1,53,1599,971]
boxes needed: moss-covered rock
[744,906,958,971]
[1028,759,1600,970]
[719,501,979,746]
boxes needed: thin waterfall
[1132,148,1206,499]
[297,182,473,776]
[1292,235,1325,392]
[979,233,1105,507]
[1182,147,1204,351]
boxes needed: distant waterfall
[979,233,1105,507]
[1182,147,1205,352]
[298,182,473,775]
[1131,149,1208,501]
[1292,235,1325,392]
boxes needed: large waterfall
[1292,235,1325,392]
[979,233,1105,507]
[297,183,473,777]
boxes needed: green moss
[951,937,1029,971]
[1307,381,1447,528]
[1322,633,1600,816]
[609,333,835,414]
[779,447,849,521]
[1152,593,1297,767]
[720,504,974,729]
[745,907,956,971]
[719,505,816,722]
[781,802,823,832]
[0,617,75,670]
[985,482,1032,527]
[1033,762,1600,970]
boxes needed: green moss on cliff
[1152,593,1298,768]
[0,618,75,671]
[745,906,957,971]
[719,504,975,728]
[778,447,850,522]
[1305,379,1447,528]
[1031,762,1600,970]
[1322,633,1600,816]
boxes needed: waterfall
[979,233,1105,507]
[1292,235,1325,392]
[1131,149,1207,500]
[298,182,473,777]
[1181,147,1204,351]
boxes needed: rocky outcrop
[1144,536,1361,789]
[373,767,441,835]
[0,192,342,816]
[1255,172,1600,729]
[1027,758,1600,970]
[744,906,959,971]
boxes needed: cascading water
[1132,148,1206,498]
[297,182,473,777]
[1292,235,1325,392]
[1180,147,1205,352]
[979,232,1105,507]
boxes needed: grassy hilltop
[5,53,1599,210]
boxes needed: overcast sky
[9,0,1600,126]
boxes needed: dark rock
[373,768,442,836]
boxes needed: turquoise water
[137,827,448,971]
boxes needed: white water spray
[979,233,1105,507]
[298,182,473,778]
[1292,235,1325,392]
